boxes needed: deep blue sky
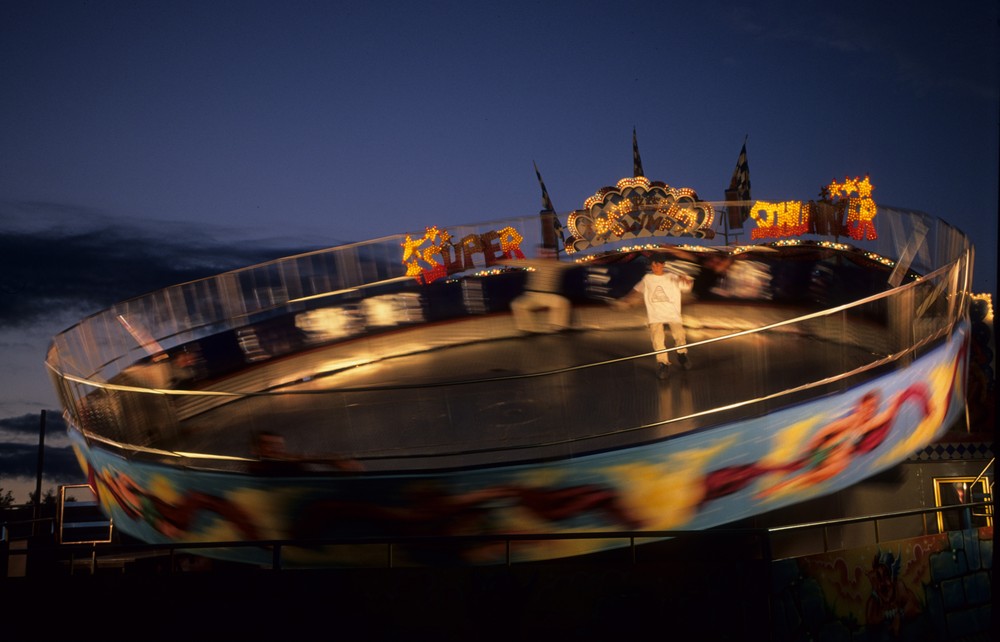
[1,0,997,500]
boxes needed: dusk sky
[1,1,997,501]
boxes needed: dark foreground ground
[1,534,774,641]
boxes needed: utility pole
[32,410,46,535]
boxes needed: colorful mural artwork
[771,526,993,641]
[699,385,933,506]
[69,323,969,568]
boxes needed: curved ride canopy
[45,198,976,566]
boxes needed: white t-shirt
[633,272,691,324]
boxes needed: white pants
[511,292,571,332]
[648,321,687,365]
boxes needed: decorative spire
[533,160,556,212]
[632,127,645,178]
[533,161,564,255]
[725,135,751,230]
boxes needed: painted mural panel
[771,526,993,641]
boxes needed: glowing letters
[403,225,525,284]
[750,176,877,241]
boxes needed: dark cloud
[0,412,82,485]
[0,441,80,482]
[0,203,332,497]
[0,201,324,328]
[0,412,57,436]
[0,202,334,501]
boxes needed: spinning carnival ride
[45,157,978,567]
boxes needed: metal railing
[3,500,991,576]
[765,501,993,559]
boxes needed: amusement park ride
[44,136,983,568]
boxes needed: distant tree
[0,487,14,507]
[28,488,58,506]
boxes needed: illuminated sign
[751,175,877,241]
[564,177,716,254]
[402,225,525,284]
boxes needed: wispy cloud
[721,3,998,101]
[0,200,323,329]
[0,412,79,483]
[0,412,54,436]
[721,5,873,55]
[0,201,331,498]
